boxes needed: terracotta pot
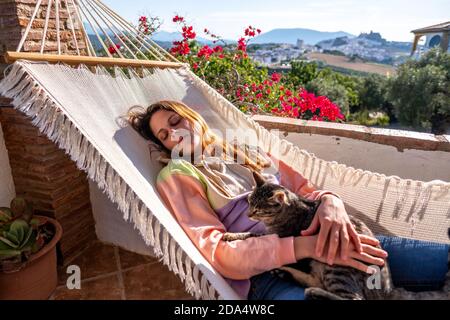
[0,216,63,300]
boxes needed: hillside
[251,28,355,45]
[306,52,395,76]
[316,31,412,64]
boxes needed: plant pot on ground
[0,197,63,300]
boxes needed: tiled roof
[412,21,450,34]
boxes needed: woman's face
[149,109,200,154]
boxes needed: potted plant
[0,197,63,300]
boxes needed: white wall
[281,132,450,182]
[0,122,15,206]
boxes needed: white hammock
[0,60,449,300]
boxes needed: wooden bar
[4,51,184,69]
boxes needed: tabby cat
[228,170,449,300]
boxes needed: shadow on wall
[0,121,15,206]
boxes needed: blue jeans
[248,236,449,300]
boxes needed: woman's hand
[301,194,377,265]
[293,234,388,274]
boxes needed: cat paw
[270,268,293,281]
[305,288,345,300]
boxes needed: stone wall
[0,0,95,264]
[1,0,88,55]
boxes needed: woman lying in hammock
[128,100,449,300]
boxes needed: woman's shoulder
[156,158,206,186]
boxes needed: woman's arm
[156,161,297,280]
[274,155,341,201]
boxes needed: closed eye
[158,114,182,141]
[169,116,181,126]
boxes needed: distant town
[247,31,413,68]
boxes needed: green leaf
[16,223,24,243]
[0,236,19,249]
[0,238,14,250]
[9,219,29,244]
[5,230,20,245]
[18,229,36,250]
[0,249,21,260]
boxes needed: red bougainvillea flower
[264,86,344,121]
[182,26,196,39]
[170,15,197,56]
[173,15,184,22]
[170,40,190,55]
[139,16,147,22]
[108,43,120,54]
[213,45,223,53]
[244,26,260,38]
[237,37,247,52]
[198,45,214,59]
[271,72,281,83]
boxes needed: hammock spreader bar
[4,51,185,69]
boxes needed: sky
[102,0,450,42]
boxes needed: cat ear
[270,190,290,205]
[252,170,266,187]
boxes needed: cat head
[247,170,318,227]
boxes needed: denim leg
[376,235,449,291]
[248,271,306,300]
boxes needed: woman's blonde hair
[127,100,270,171]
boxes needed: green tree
[286,60,318,87]
[357,74,390,112]
[386,48,450,134]
[306,76,351,116]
